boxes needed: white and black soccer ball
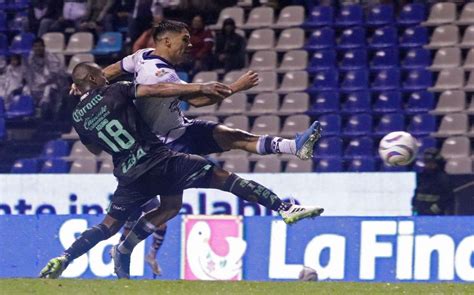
[298,266,318,281]
[379,131,418,166]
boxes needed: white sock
[271,137,297,155]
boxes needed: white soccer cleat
[279,204,324,225]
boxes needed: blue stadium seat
[8,0,30,10]
[41,139,70,158]
[371,68,400,91]
[318,114,341,136]
[310,68,339,91]
[373,91,402,113]
[399,26,428,48]
[337,27,366,49]
[10,13,28,33]
[41,159,70,174]
[304,6,334,28]
[335,4,363,27]
[341,91,371,113]
[371,48,399,70]
[5,95,34,118]
[407,114,436,136]
[402,48,431,70]
[0,33,8,55]
[380,161,408,172]
[313,137,343,158]
[397,3,426,26]
[344,137,374,158]
[340,69,368,91]
[305,27,335,50]
[11,158,40,173]
[366,4,395,26]
[343,113,373,136]
[314,157,343,172]
[0,116,5,140]
[369,26,398,49]
[310,91,339,114]
[91,32,122,55]
[0,0,6,10]
[307,50,336,73]
[9,32,35,55]
[417,136,437,154]
[340,49,367,70]
[403,69,432,91]
[412,159,425,173]
[0,96,4,116]
[405,91,435,114]
[0,11,6,31]
[374,113,405,136]
[347,157,376,172]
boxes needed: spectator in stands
[132,4,164,52]
[24,38,67,119]
[32,0,63,36]
[214,18,246,73]
[40,0,89,34]
[412,148,454,215]
[79,0,116,34]
[0,55,25,108]
[128,0,154,45]
[189,14,214,74]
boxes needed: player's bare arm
[136,82,230,103]
[229,71,259,93]
[103,62,124,81]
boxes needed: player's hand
[69,83,82,96]
[200,82,232,100]
[233,71,259,92]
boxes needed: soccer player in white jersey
[102,20,323,276]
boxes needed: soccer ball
[298,266,318,281]
[378,131,418,166]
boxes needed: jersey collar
[143,50,176,70]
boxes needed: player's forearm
[103,62,123,80]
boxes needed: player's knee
[210,166,232,189]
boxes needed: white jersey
[121,48,187,143]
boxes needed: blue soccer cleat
[111,245,131,279]
[295,121,323,160]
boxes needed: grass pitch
[1,279,473,295]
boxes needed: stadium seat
[246,29,274,51]
[241,7,274,29]
[0,33,7,55]
[433,113,469,137]
[422,2,456,26]
[223,156,250,173]
[314,157,343,172]
[275,28,305,51]
[380,161,409,172]
[340,69,368,91]
[343,113,373,136]
[366,4,394,26]
[344,137,374,158]
[464,71,474,91]
[340,49,367,70]
[335,4,363,27]
[70,158,97,174]
[407,114,437,136]
[0,96,5,116]
[313,137,343,158]
[445,157,473,174]
[400,26,428,48]
[67,53,95,74]
[68,141,94,159]
[5,95,34,118]
[192,71,218,83]
[398,3,426,26]
[307,50,336,73]
[370,48,399,70]
[337,27,366,49]
[217,93,247,115]
[459,26,474,49]
[91,32,122,55]
[466,94,474,114]
[98,158,114,174]
[455,3,474,25]
[279,92,309,115]
[223,115,249,132]
[248,92,278,115]
[441,136,470,159]
[10,158,40,173]
[347,157,376,172]
[8,0,29,10]
[304,27,335,50]
[41,159,70,173]
[425,25,459,49]
[0,11,5,32]
[9,32,34,54]
[318,114,341,136]
[64,32,93,55]
[42,32,64,53]
[280,114,310,138]
[0,117,5,140]
[277,71,308,93]
[304,5,333,28]
[431,90,466,114]
[250,50,277,71]
[272,5,304,29]
[405,91,435,114]
[429,47,461,71]
[285,159,312,173]
[246,71,277,93]
[310,91,339,114]
[417,136,438,154]
[463,49,474,71]
[254,157,281,173]
[371,68,400,91]
[374,113,405,136]
[278,50,307,73]
[309,68,339,91]
[209,7,245,30]
[403,69,433,91]
[341,91,371,114]
[41,139,70,158]
[402,48,431,70]
[251,115,280,136]
[369,26,398,49]
[429,68,464,92]
[373,91,402,113]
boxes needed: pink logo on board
[181,215,247,280]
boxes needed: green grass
[1,279,473,295]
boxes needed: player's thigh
[108,183,156,222]
[213,124,259,150]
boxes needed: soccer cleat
[279,204,324,225]
[39,256,68,279]
[295,121,323,160]
[111,245,131,279]
[145,253,162,277]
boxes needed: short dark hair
[33,37,45,46]
[72,62,101,89]
[152,19,188,41]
